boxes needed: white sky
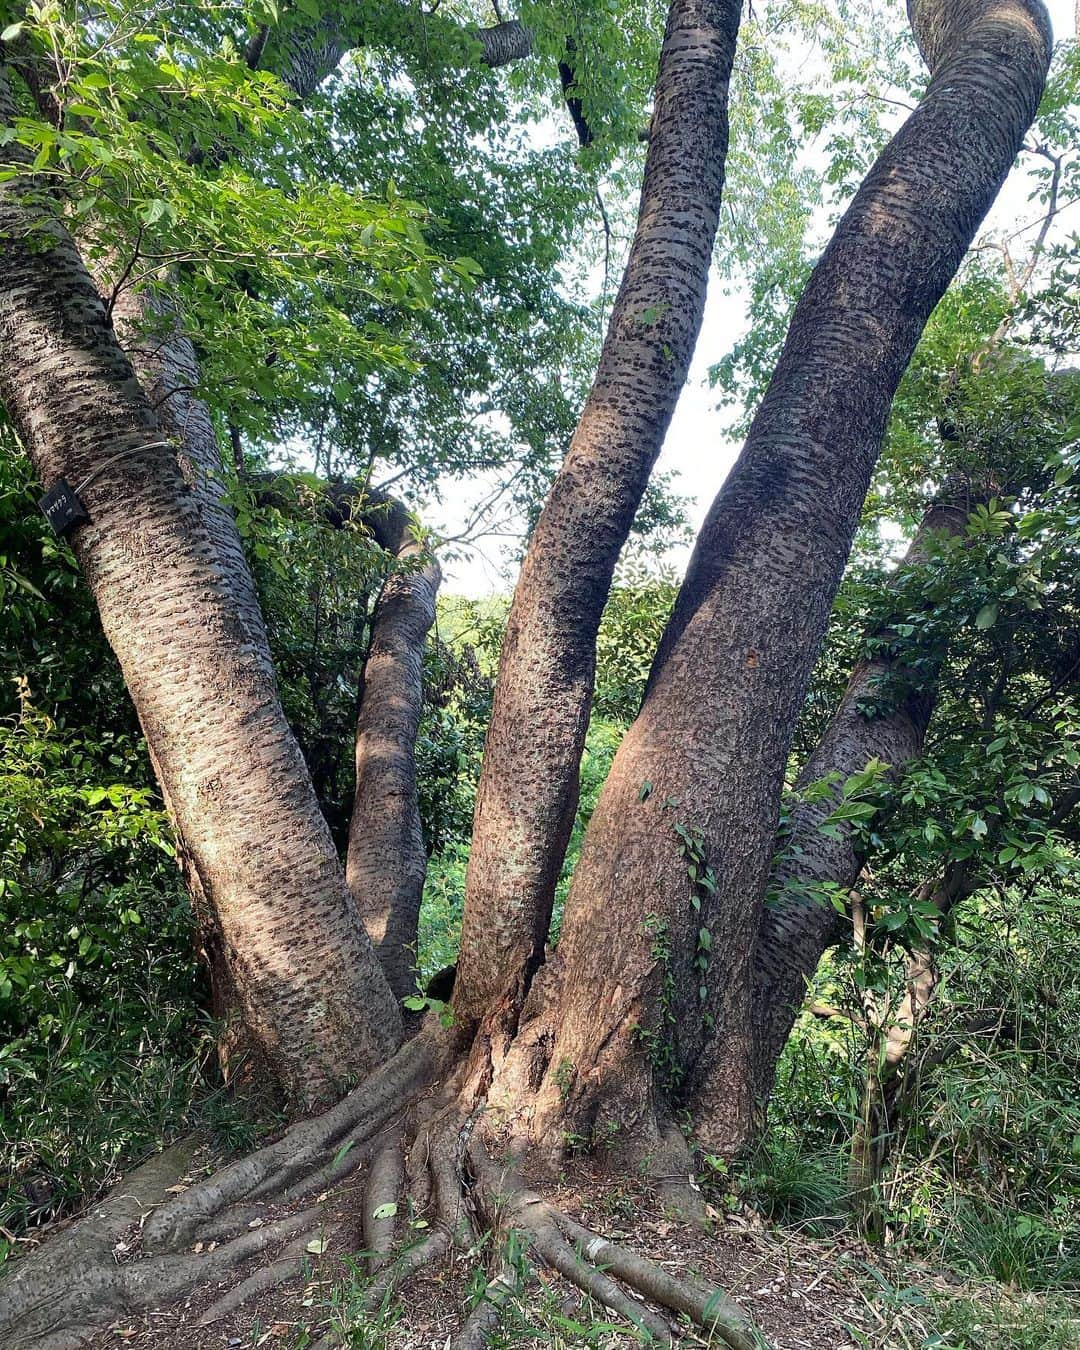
[430,0,1078,596]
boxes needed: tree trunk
[0,177,401,1107]
[103,273,276,682]
[454,0,743,1030]
[740,486,977,1140]
[511,0,1050,1161]
[261,14,534,101]
[346,499,440,1001]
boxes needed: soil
[8,1148,981,1350]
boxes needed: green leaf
[1,22,25,42]
[371,1202,397,1220]
[331,1139,355,1170]
[975,603,998,630]
[140,199,168,227]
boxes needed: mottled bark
[244,476,440,1000]
[346,500,440,1002]
[0,179,401,1106]
[454,0,743,1030]
[103,275,275,682]
[517,0,1050,1159]
[737,487,978,1140]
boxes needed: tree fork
[521,0,1051,1161]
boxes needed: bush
[0,701,209,1246]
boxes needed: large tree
[0,0,1057,1344]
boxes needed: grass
[732,1139,850,1235]
[923,1289,1080,1348]
[853,1264,1080,1350]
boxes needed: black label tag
[38,480,90,536]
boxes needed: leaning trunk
[513,0,1050,1161]
[101,274,276,682]
[0,174,401,1107]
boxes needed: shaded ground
[9,1140,1070,1350]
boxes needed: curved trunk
[0,184,401,1107]
[346,501,440,1001]
[519,0,1050,1159]
[454,0,743,1029]
[737,488,977,1139]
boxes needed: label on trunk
[39,480,90,536]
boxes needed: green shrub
[0,702,208,1244]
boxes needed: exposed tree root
[363,1132,405,1271]
[195,1228,326,1326]
[0,1035,765,1350]
[0,1034,440,1350]
[142,1031,439,1252]
[463,1138,757,1349]
[449,1262,526,1350]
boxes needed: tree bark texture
[454,0,743,1029]
[518,0,1051,1159]
[0,183,402,1107]
[346,499,440,1002]
[738,487,977,1140]
[103,274,276,683]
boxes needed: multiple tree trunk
[454,0,744,1031]
[472,0,1051,1161]
[2,0,1053,1183]
[0,0,1058,1340]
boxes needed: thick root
[195,1227,330,1325]
[450,1263,526,1350]
[465,1137,761,1350]
[557,1215,752,1347]
[0,1139,199,1349]
[3,1048,767,1350]
[143,1032,438,1251]
[363,1133,404,1271]
[0,1034,441,1350]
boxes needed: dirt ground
[4,1147,1001,1350]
